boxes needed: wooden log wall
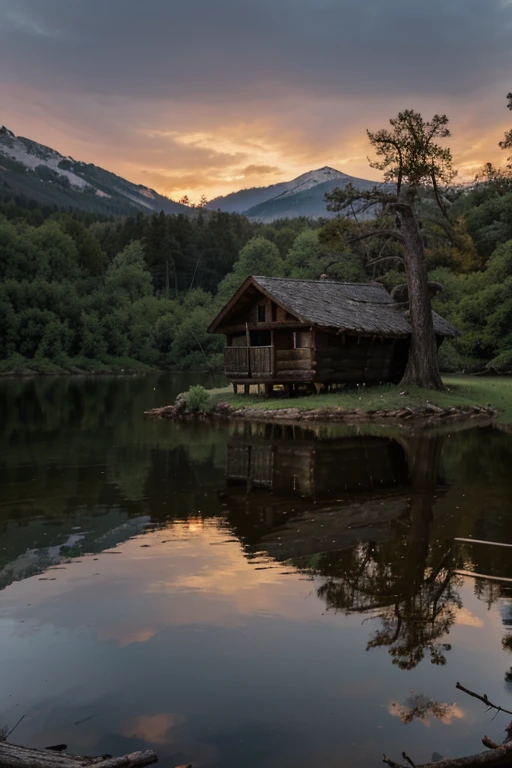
[315,333,398,384]
[275,348,313,376]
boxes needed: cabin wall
[314,332,406,385]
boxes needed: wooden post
[244,384,250,395]
[233,383,238,394]
[245,322,251,379]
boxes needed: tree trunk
[0,743,158,768]
[397,204,444,390]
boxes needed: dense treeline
[0,204,318,372]
[0,171,512,374]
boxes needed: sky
[0,0,511,203]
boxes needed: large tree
[499,92,512,170]
[326,110,456,390]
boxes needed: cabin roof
[208,276,458,337]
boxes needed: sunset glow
[0,0,511,202]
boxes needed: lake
[1,374,512,768]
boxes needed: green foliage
[368,110,455,190]
[2,156,512,377]
[183,385,212,413]
[217,237,284,300]
[487,349,512,373]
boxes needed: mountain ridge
[0,126,189,217]
[0,126,382,220]
[210,165,383,220]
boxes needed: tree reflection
[317,434,462,670]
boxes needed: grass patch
[207,375,512,423]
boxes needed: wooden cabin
[208,276,457,393]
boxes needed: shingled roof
[209,276,458,337]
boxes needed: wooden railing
[224,346,273,378]
[224,346,250,377]
[250,346,273,378]
[224,346,313,380]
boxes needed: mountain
[208,167,347,214]
[209,166,382,221]
[0,126,189,217]
[0,127,382,221]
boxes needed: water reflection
[221,423,512,674]
[2,377,512,767]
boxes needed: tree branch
[368,255,405,267]
[456,683,512,717]
[431,169,451,222]
[346,229,405,245]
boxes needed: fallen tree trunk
[384,741,512,768]
[383,683,512,768]
[0,742,158,768]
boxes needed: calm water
[1,375,512,768]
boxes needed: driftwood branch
[456,683,512,717]
[384,683,512,768]
[0,742,158,768]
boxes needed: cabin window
[257,304,266,322]
[271,303,277,322]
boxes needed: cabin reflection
[226,423,410,497]
[222,423,416,557]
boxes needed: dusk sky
[1,0,511,203]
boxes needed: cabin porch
[224,328,315,393]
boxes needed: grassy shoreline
[0,355,223,377]
[0,354,157,376]
[206,376,512,423]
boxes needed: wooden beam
[217,322,311,334]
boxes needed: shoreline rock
[144,397,497,425]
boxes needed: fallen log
[0,741,158,768]
[384,741,512,768]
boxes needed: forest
[0,157,512,375]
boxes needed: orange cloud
[122,713,185,745]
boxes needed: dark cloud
[0,0,511,102]
[0,0,510,198]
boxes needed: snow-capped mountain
[0,125,382,220]
[209,166,381,220]
[0,126,189,216]
[271,166,348,199]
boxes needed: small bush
[487,349,512,374]
[183,385,212,413]
[438,341,482,374]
